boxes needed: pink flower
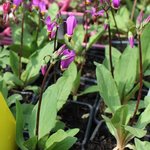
[41,65,47,76]
[137,10,144,25]
[60,49,76,70]
[86,7,104,17]
[2,2,10,14]
[128,31,134,48]
[66,15,77,37]
[112,0,120,9]
[39,1,46,15]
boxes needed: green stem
[131,34,143,125]
[36,63,54,139]
[110,8,123,49]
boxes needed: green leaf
[142,23,150,71]
[0,77,8,99]
[135,138,150,150]
[7,94,22,107]
[21,42,54,85]
[45,129,79,150]
[48,3,59,20]
[24,136,38,150]
[125,126,146,138]
[16,101,27,150]
[96,63,121,113]
[3,72,24,88]
[136,103,150,129]
[56,63,77,111]
[114,46,138,101]
[111,105,130,128]
[10,51,19,76]
[78,85,99,96]
[103,46,121,70]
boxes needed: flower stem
[131,0,137,21]
[18,12,25,80]
[131,34,143,125]
[106,11,113,77]
[110,8,122,49]
[36,63,54,138]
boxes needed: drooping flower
[41,65,47,76]
[32,0,40,8]
[2,2,10,14]
[128,31,134,48]
[13,0,23,9]
[60,49,76,70]
[39,1,46,15]
[45,16,57,40]
[86,7,104,17]
[136,10,144,26]
[112,0,120,9]
[66,15,77,37]
[143,15,150,26]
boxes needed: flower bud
[142,15,150,27]
[112,0,120,9]
[60,49,76,70]
[128,31,134,48]
[136,10,144,26]
[41,65,47,76]
[66,15,77,38]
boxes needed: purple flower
[60,49,76,70]
[86,7,104,17]
[143,15,150,25]
[32,0,39,7]
[13,0,22,8]
[41,65,47,76]
[137,10,144,25]
[128,31,134,48]
[2,2,10,14]
[39,1,46,15]
[66,15,77,37]
[45,16,51,26]
[112,0,120,9]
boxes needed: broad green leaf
[135,138,150,150]
[16,101,27,150]
[10,51,19,76]
[24,136,38,150]
[102,115,116,137]
[48,3,59,20]
[78,85,99,96]
[45,129,79,150]
[21,42,54,85]
[103,46,121,70]
[87,27,104,50]
[136,103,150,129]
[4,72,24,88]
[114,46,138,101]
[96,63,121,113]
[142,23,150,72]
[125,126,146,138]
[111,105,130,128]
[56,63,77,110]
